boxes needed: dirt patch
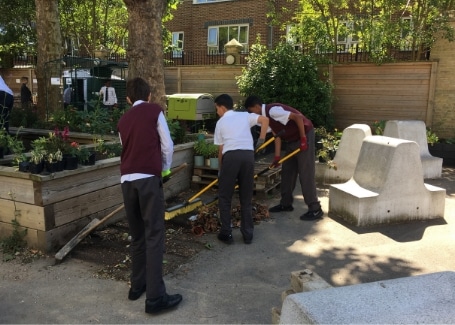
[54,186,270,283]
[69,218,209,282]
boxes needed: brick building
[164,0,296,57]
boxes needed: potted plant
[45,149,64,172]
[6,130,28,171]
[29,147,46,174]
[193,138,206,167]
[78,145,95,165]
[63,141,80,170]
[315,127,341,169]
[206,143,219,169]
[27,137,48,174]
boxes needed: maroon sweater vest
[118,102,162,176]
[265,103,314,142]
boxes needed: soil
[1,186,271,285]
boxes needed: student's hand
[270,156,281,168]
[300,137,308,151]
[162,169,171,183]
[255,138,265,152]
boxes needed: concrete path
[1,167,454,324]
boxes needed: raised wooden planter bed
[0,141,194,252]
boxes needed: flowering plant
[67,141,80,157]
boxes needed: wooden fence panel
[3,62,437,130]
[165,66,244,105]
[331,62,435,129]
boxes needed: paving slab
[281,271,455,324]
[0,166,454,324]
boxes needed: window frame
[171,31,184,57]
[207,24,249,54]
[337,21,360,53]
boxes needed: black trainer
[269,204,294,212]
[300,208,324,221]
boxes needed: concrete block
[290,269,333,293]
[329,136,445,226]
[280,271,455,324]
[319,124,372,184]
[384,120,442,178]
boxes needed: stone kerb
[316,124,372,184]
[383,120,442,179]
[329,136,445,226]
[279,271,455,324]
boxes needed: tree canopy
[287,0,455,63]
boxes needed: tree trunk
[124,0,167,108]
[34,0,63,120]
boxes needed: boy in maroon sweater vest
[117,77,182,314]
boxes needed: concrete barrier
[317,124,372,184]
[384,120,442,179]
[329,136,445,226]
[280,271,455,324]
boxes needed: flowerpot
[18,161,29,172]
[204,158,210,167]
[194,155,204,167]
[209,157,219,169]
[45,161,61,173]
[82,152,96,166]
[63,154,78,170]
[29,161,44,174]
[56,160,65,171]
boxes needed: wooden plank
[334,79,428,86]
[0,221,40,249]
[39,163,121,205]
[0,175,35,204]
[0,199,46,230]
[52,184,123,227]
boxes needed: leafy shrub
[237,40,334,129]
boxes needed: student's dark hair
[244,95,263,110]
[214,94,234,110]
[126,77,151,103]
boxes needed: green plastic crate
[167,93,216,120]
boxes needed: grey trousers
[121,176,166,300]
[218,150,255,239]
[280,128,321,211]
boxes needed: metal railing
[11,45,428,68]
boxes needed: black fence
[11,45,428,68]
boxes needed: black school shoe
[217,233,233,244]
[145,293,183,314]
[300,208,324,221]
[269,204,294,212]
[128,285,146,301]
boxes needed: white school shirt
[119,100,174,183]
[214,110,262,155]
[100,86,117,106]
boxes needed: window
[207,24,248,54]
[286,25,302,50]
[172,32,184,57]
[337,21,360,52]
[400,17,414,50]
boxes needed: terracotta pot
[191,225,205,237]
